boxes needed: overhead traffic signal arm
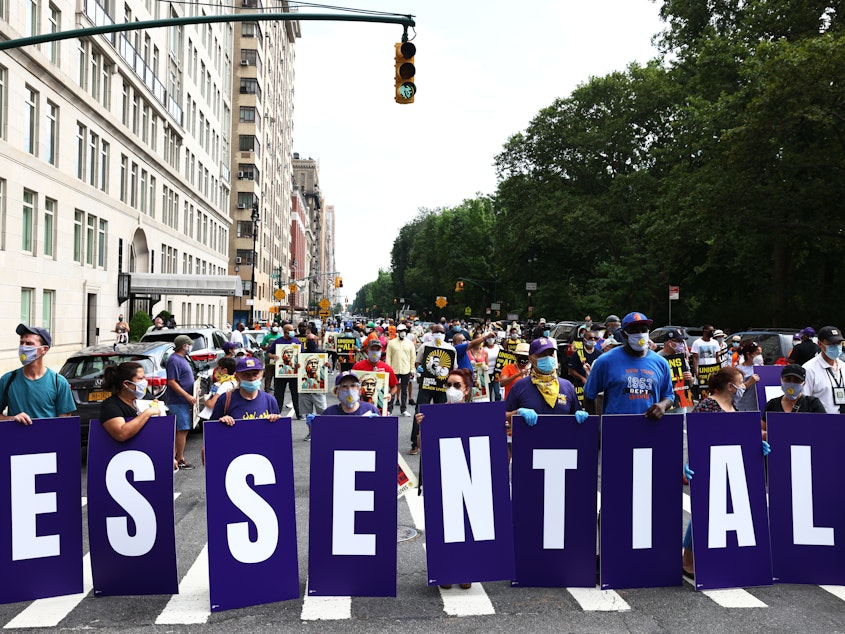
[394,41,416,104]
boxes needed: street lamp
[249,200,260,326]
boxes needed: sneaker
[409,448,419,455]
[178,459,195,470]
[401,410,410,417]
[409,398,416,406]
[304,430,311,441]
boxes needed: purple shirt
[210,390,280,420]
[321,402,381,416]
[505,375,581,415]
[165,353,195,406]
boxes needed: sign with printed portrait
[298,352,328,393]
[274,343,300,378]
[419,346,456,393]
[354,370,388,416]
[472,362,489,402]
[323,332,337,352]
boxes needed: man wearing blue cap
[321,372,381,416]
[0,324,75,424]
[211,356,281,423]
[584,312,674,418]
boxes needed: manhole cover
[397,525,420,543]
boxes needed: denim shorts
[170,403,193,431]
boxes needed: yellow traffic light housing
[394,41,416,104]
[337,276,343,288]
[455,281,465,292]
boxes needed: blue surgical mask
[543,330,550,337]
[338,388,359,405]
[535,356,556,374]
[732,383,746,405]
[368,350,381,364]
[240,379,261,393]
[18,345,42,366]
[825,344,842,360]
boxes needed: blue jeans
[170,403,193,431]
[683,521,693,549]
[488,377,501,401]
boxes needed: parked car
[731,330,798,365]
[551,321,606,363]
[242,330,266,359]
[140,324,226,393]
[650,325,705,351]
[59,342,176,445]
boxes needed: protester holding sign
[267,324,302,419]
[411,324,457,454]
[99,362,162,442]
[505,337,585,429]
[690,325,720,398]
[762,364,826,437]
[682,366,771,578]
[736,341,763,411]
[211,357,281,424]
[499,342,530,400]
[320,371,380,416]
[583,312,674,418]
[657,329,694,413]
[352,339,399,407]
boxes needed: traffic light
[337,276,343,288]
[394,41,416,104]
[455,281,465,292]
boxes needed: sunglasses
[583,336,596,341]
[517,358,529,365]
[445,382,464,389]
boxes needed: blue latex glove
[574,410,589,425]
[684,463,694,481]
[762,440,771,456]
[306,413,316,428]
[518,407,538,427]
[416,365,424,374]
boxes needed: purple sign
[420,402,514,585]
[686,412,773,590]
[87,415,177,595]
[753,365,784,413]
[600,414,684,589]
[307,416,398,596]
[0,418,82,604]
[511,413,599,587]
[204,418,299,611]
[767,412,845,584]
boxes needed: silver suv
[140,324,228,393]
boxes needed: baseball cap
[174,334,193,349]
[800,326,816,338]
[396,324,408,331]
[222,341,240,352]
[605,314,621,324]
[334,370,360,387]
[817,326,844,343]
[367,338,383,349]
[236,356,264,372]
[539,318,546,324]
[16,323,52,347]
[781,364,806,381]
[664,328,686,341]
[620,312,653,329]
[529,337,556,355]
[514,342,530,356]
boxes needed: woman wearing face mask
[505,337,587,428]
[735,341,762,411]
[762,364,825,439]
[100,362,162,442]
[211,357,281,425]
[322,372,381,416]
[483,332,502,401]
[683,366,771,578]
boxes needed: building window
[0,178,6,251]
[99,140,109,192]
[239,78,261,99]
[42,289,55,332]
[48,4,60,64]
[73,210,82,263]
[25,0,39,37]
[241,49,258,66]
[21,288,34,325]
[98,219,107,267]
[130,162,138,207]
[45,101,58,165]
[86,214,95,265]
[236,249,253,266]
[239,106,256,123]
[238,134,259,153]
[148,176,156,217]
[22,190,35,253]
[236,220,254,238]
[76,123,86,180]
[88,130,98,186]
[119,154,128,202]
[0,66,6,141]
[43,198,55,257]
[24,87,38,155]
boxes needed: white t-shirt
[229,329,244,345]
[803,354,844,414]
[691,338,720,365]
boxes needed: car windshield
[61,355,156,380]
[143,332,206,349]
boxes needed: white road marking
[820,585,845,602]
[683,491,691,514]
[567,587,631,611]
[439,583,495,616]
[155,544,210,624]
[682,576,768,607]
[300,580,351,621]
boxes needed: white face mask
[445,387,464,404]
[126,379,148,399]
[627,332,650,352]
[398,331,406,339]
[432,333,445,346]
[670,341,686,354]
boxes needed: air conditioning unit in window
[236,257,242,264]
[240,60,249,66]
[237,171,245,179]
[237,203,247,209]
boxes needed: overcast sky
[293,0,667,300]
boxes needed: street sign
[490,302,501,310]
[245,299,254,306]
[669,285,680,300]
[507,313,519,321]
[288,283,298,294]
[319,298,331,309]
[319,309,330,318]
[464,306,472,316]
[435,296,447,309]
[525,282,537,291]
[274,288,286,301]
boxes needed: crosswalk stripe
[155,544,210,624]
[3,554,93,629]
[683,492,691,514]
[820,585,845,602]
[567,587,631,611]
[300,580,351,620]
[682,576,768,607]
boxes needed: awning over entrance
[129,273,243,297]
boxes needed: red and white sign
[668,285,680,300]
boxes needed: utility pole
[249,201,260,326]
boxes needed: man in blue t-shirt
[166,334,198,469]
[584,311,674,418]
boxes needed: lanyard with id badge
[825,366,845,412]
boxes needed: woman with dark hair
[99,362,162,442]
[735,341,762,411]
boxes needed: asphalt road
[2,388,844,633]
